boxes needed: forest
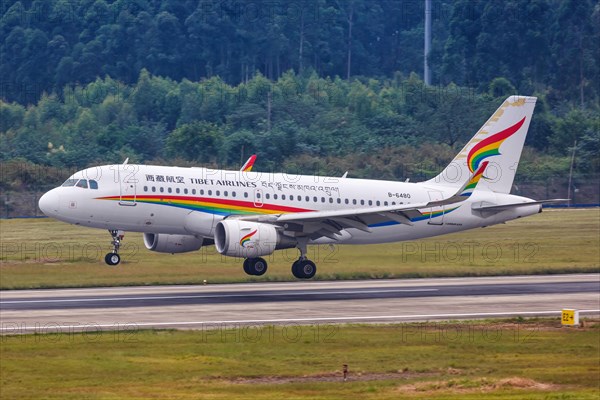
[0,0,599,196]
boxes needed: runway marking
[0,288,438,305]
[3,273,597,295]
[2,310,599,332]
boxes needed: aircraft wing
[233,162,489,241]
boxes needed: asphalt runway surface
[1,274,598,333]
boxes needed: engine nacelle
[214,220,296,258]
[143,233,203,254]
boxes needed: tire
[250,257,268,276]
[292,259,316,279]
[105,253,121,266]
[243,258,253,275]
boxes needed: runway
[1,274,599,333]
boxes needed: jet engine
[215,220,296,258]
[143,233,204,253]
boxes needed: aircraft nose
[39,189,60,217]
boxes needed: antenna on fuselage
[341,171,348,178]
[123,158,129,165]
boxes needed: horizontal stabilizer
[472,199,569,212]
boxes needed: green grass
[0,209,598,289]
[1,319,598,399]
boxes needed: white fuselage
[39,164,541,245]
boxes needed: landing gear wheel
[105,253,121,266]
[243,258,252,275]
[292,259,317,279]
[105,229,124,266]
[244,257,268,276]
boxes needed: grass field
[0,208,598,289]
[1,319,598,399]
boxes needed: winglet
[241,154,257,172]
[459,161,488,198]
[426,161,489,209]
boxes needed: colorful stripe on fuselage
[98,195,311,215]
[369,206,460,227]
[98,195,459,225]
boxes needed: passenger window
[208,190,212,195]
[376,201,380,206]
[266,193,270,199]
[384,201,388,206]
[305,196,309,202]
[282,194,286,200]
[160,187,164,193]
[152,186,156,192]
[184,188,188,194]
[176,188,180,194]
[192,189,196,195]
[232,191,236,197]
[345,199,349,204]
[216,190,220,196]
[329,198,334,203]
[244,192,248,198]
[143,186,148,192]
[224,191,228,197]
[352,199,357,205]
[368,200,372,206]
[168,188,172,193]
[200,189,204,195]
[321,197,325,203]
[360,200,365,205]
[337,198,341,204]
[274,194,278,200]
[313,196,317,202]
[89,180,98,189]
[76,179,88,189]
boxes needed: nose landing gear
[105,230,124,266]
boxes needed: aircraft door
[118,164,138,206]
[253,188,263,208]
[427,190,444,225]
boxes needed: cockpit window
[89,180,98,189]
[61,179,78,187]
[75,179,88,188]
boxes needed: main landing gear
[241,240,318,279]
[243,257,268,276]
[105,229,124,266]
[291,239,316,279]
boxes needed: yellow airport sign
[561,309,579,326]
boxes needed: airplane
[38,96,566,279]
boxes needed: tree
[165,121,224,163]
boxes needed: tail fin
[427,96,537,194]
